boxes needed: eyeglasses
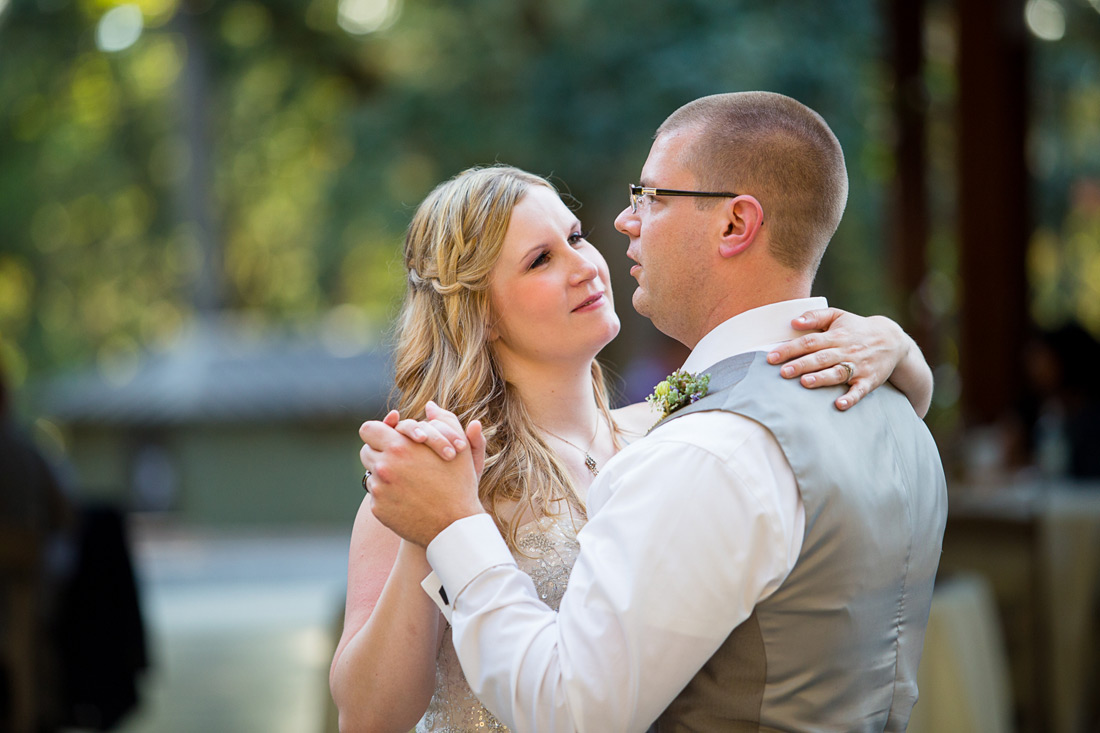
[628,184,738,213]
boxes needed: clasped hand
[360,401,488,547]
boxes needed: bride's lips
[572,293,605,312]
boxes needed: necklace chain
[542,417,601,477]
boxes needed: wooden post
[888,0,933,356]
[957,0,1031,427]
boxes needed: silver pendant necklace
[542,418,601,476]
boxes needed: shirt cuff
[426,513,515,606]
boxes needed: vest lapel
[650,351,761,433]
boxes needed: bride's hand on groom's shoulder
[359,403,488,547]
[766,308,910,412]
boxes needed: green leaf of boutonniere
[646,369,711,421]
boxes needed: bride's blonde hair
[393,165,617,548]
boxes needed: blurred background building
[1,0,1099,730]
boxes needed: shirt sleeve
[425,412,803,733]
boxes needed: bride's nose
[568,250,599,285]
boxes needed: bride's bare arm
[765,308,933,417]
[329,495,444,732]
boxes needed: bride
[328,164,932,732]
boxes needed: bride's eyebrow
[519,241,551,263]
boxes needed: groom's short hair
[657,92,848,274]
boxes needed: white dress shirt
[425,297,825,732]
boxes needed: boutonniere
[646,369,711,421]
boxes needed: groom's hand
[388,402,488,478]
[360,407,487,548]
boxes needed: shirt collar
[680,297,829,375]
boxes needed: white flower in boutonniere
[646,369,711,421]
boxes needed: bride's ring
[838,361,855,384]
[362,470,372,493]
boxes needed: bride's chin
[591,321,621,355]
[603,319,621,345]
[554,318,621,362]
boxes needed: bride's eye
[567,229,592,246]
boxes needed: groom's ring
[839,361,855,384]
[362,470,372,493]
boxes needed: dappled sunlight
[0,257,33,327]
[96,4,144,52]
[337,0,401,35]
[124,33,185,99]
[70,55,122,130]
[1026,0,1067,42]
[84,0,179,27]
[337,222,405,320]
[219,1,272,48]
[1030,183,1100,335]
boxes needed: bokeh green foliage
[1028,0,1100,335]
[2,0,904,394]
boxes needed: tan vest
[653,352,947,732]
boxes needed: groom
[365,92,948,731]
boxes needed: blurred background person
[0,359,72,733]
[1020,322,1100,480]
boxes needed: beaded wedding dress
[415,513,583,732]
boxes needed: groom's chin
[631,288,651,318]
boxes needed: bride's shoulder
[611,401,661,440]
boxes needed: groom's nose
[614,206,639,238]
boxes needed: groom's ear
[718,195,764,259]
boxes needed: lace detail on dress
[415,513,583,732]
